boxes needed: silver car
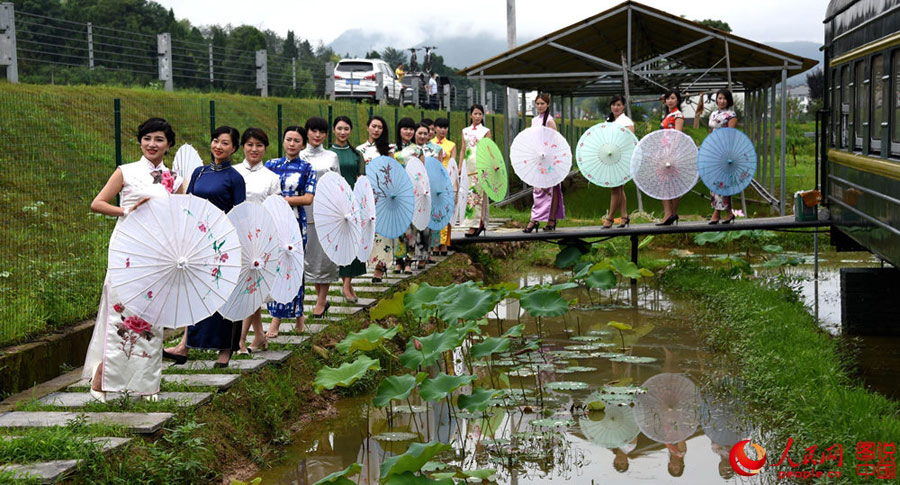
[334,59,404,104]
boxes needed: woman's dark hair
[421,118,434,127]
[396,117,416,147]
[715,88,734,109]
[367,116,391,156]
[241,127,269,147]
[434,117,449,128]
[211,125,239,146]
[536,93,551,124]
[469,104,485,120]
[663,89,682,114]
[283,125,307,145]
[333,115,353,129]
[606,95,627,122]
[305,116,329,133]
[137,117,175,147]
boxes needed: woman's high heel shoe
[601,216,614,229]
[465,226,485,237]
[655,214,679,226]
[313,302,331,319]
[617,217,631,228]
[708,219,719,225]
[721,216,735,225]
[163,350,188,365]
[89,387,106,403]
[522,221,540,233]
[543,221,557,232]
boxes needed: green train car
[823,0,900,266]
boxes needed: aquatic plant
[314,356,382,393]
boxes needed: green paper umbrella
[475,137,508,202]
[575,122,639,187]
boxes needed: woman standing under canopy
[264,126,315,338]
[302,117,341,318]
[164,126,246,368]
[657,89,685,226]
[460,104,491,237]
[84,117,182,402]
[523,93,564,233]
[602,95,634,229]
[357,116,395,282]
[234,127,280,354]
[330,116,366,303]
[707,88,738,225]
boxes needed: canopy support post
[630,234,638,308]
[621,52,643,214]
[780,63,787,216]
[725,39,732,88]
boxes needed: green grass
[662,262,900,480]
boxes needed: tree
[381,47,406,70]
[806,68,824,101]
[366,50,381,59]
[283,31,299,59]
[695,19,732,32]
[224,25,267,94]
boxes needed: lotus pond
[252,258,761,484]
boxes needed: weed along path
[0,251,468,483]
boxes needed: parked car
[334,59,404,104]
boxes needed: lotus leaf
[404,282,443,319]
[573,261,593,279]
[585,269,617,289]
[608,355,657,364]
[314,356,381,393]
[336,324,400,354]
[638,235,655,249]
[425,472,457,481]
[607,321,633,331]
[395,404,427,414]
[462,469,497,479]
[313,463,361,485]
[610,258,643,279]
[693,231,727,245]
[529,417,575,427]
[373,432,419,442]
[373,374,421,408]
[762,244,784,253]
[556,366,597,374]
[548,281,579,292]
[419,373,476,402]
[587,329,612,336]
[421,461,450,472]
[554,245,583,268]
[564,344,604,351]
[471,336,511,359]
[501,323,525,338]
[521,289,569,317]
[371,290,407,320]
[399,328,463,369]
[570,335,601,342]
[380,441,452,482]
[456,319,486,336]
[544,381,590,391]
[436,284,499,323]
[457,387,501,412]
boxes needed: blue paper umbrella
[697,128,757,196]
[366,156,415,239]
[425,157,454,230]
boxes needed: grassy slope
[662,263,900,480]
[0,82,500,346]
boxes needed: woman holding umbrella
[431,117,456,256]
[264,126,315,339]
[460,104,491,237]
[707,89,738,224]
[234,127,281,354]
[301,117,341,319]
[657,89,685,226]
[356,116,394,282]
[165,126,246,368]
[523,93,564,233]
[392,117,421,274]
[84,117,182,402]
[602,95,635,229]
[330,116,366,303]
[414,122,442,268]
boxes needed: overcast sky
[155,0,826,47]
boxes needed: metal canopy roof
[459,1,818,96]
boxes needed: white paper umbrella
[353,177,377,263]
[446,159,460,225]
[576,123,639,187]
[405,157,432,231]
[108,194,241,328]
[262,195,305,303]
[217,202,280,320]
[633,373,700,444]
[631,130,699,200]
[510,126,573,188]
[314,172,361,265]
[580,402,641,449]
[172,144,203,190]
[455,161,469,225]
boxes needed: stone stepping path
[0,411,172,434]
[264,335,308,346]
[301,294,377,307]
[165,359,268,373]
[38,392,212,408]
[249,350,291,364]
[0,437,130,483]
[249,323,325,336]
[68,373,240,392]
[262,313,344,323]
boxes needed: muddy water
[256,270,753,484]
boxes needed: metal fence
[0,83,514,346]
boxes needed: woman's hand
[130,197,151,213]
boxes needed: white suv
[334,59,404,104]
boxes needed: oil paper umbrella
[405,157,432,231]
[631,130,699,200]
[315,171,362,266]
[446,158,460,225]
[217,202,280,321]
[575,122,639,187]
[172,144,203,191]
[510,125,573,188]
[455,159,469,224]
[353,176,377,263]
[697,127,757,196]
[366,156,415,239]
[425,156,454,230]
[262,195,304,303]
[475,137,508,201]
[107,194,241,328]
[633,373,701,444]
[579,400,641,449]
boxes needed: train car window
[871,55,883,150]
[842,64,850,149]
[893,51,900,155]
[832,69,840,147]
[855,60,867,151]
